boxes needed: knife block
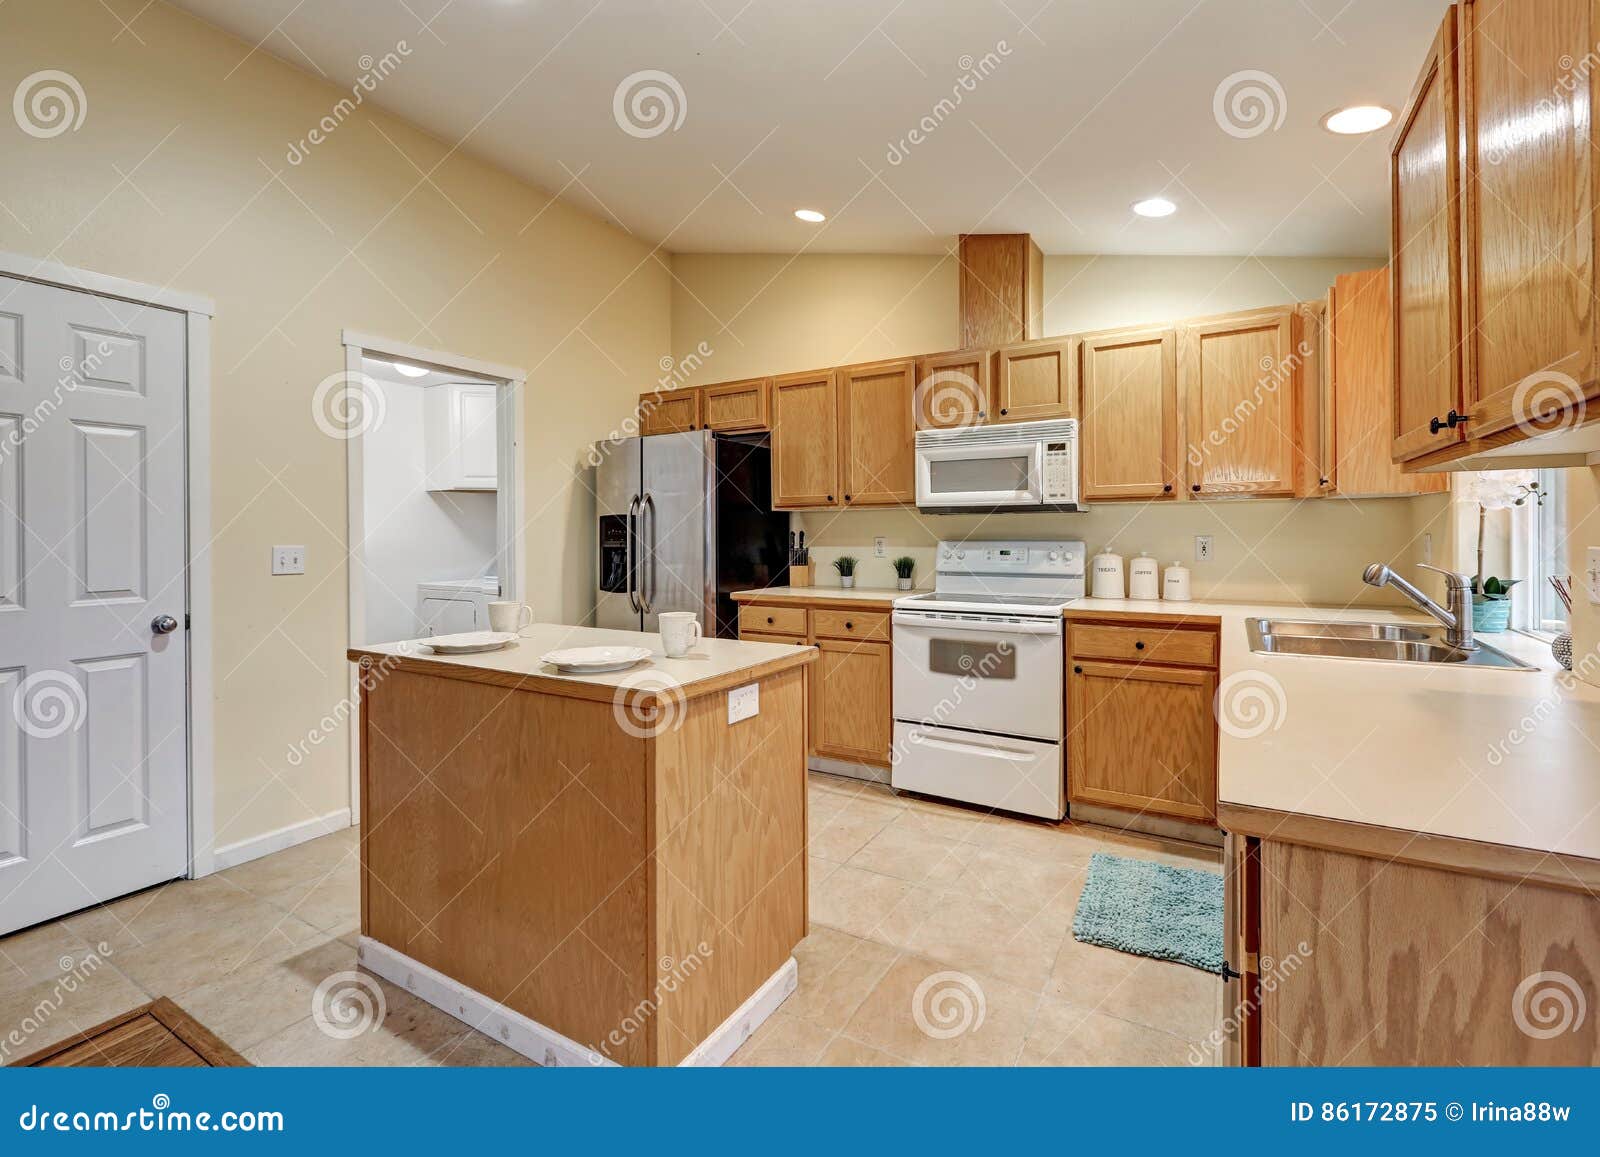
[789,564,814,588]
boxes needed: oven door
[891,611,1062,740]
[892,722,1063,820]
[915,438,1044,508]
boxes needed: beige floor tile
[943,847,1087,922]
[808,856,840,891]
[846,823,974,887]
[0,961,149,1063]
[808,813,893,863]
[218,830,358,899]
[842,954,1036,1066]
[0,921,95,988]
[111,898,325,996]
[1021,996,1201,1066]
[818,1035,908,1066]
[809,865,914,940]
[62,874,255,951]
[978,816,1104,863]
[785,927,899,1030]
[165,934,356,1053]
[727,1011,834,1066]
[894,891,1064,993]
[1048,933,1220,1042]
[429,1028,538,1067]
[245,980,467,1067]
[887,801,989,845]
[258,860,360,935]
[1045,929,1144,1007]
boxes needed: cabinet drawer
[738,630,805,645]
[738,604,808,636]
[1069,622,1217,667]
[810,607,890,642]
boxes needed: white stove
[890,540,1084,820]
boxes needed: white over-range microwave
[913,418,1083,513]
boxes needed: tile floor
[0,773,1223,1067]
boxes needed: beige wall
[1,0,670,853]
[669,251,1443,605]
[1571,468,1600,685]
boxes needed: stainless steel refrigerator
[595,430,790,637]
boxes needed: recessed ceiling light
[1131,197,1177,218]
[1322,105,1393,135]
[793,208,826,223]
[390,361,429,378]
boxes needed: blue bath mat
[1072,852,1224,974]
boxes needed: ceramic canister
[1091,547,1125,599]
[1162,562,1192,602]
[1128,553,1159,600]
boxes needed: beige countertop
[349,622,813,703]
[1067,597,1600,863]
[732,585,909,606]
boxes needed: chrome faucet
[1362,562,1477,650]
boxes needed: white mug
[658,611,703,658]
[487,601,532,635]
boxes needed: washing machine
[415,576,499,636]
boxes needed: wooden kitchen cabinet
[702,377,770,432]
[638,387,700,435]
[1066,617,1219,825]
[770,369,839,508]
[995,336,1077,423]
[1078,325,1180,500]
[1326,269,1447,497]
[1178,307,1299,497]
[811,638,892,765]
[1294,299,1330,497]
[957,233,1044,348]
[914,348,993,429]
[837,358,916,506]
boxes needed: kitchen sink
[1246,618,1536,670]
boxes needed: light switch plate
[272,545,306,575]
[1195,535,1213,562]
[874,536,886,558]
[1587,547,1600,605]
[727,683,759,724]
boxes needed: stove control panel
[936,540,1086,576]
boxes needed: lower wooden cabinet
[1066,617,1219,824]
[737,598,893,766]
[1225,823,1600,1065]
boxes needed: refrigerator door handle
[626,494,642,613]
[640,492,657,614]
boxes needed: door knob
[151,614,180,635]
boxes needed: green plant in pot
[1470,575,1520,634]
[833,555,859,589]
[892,556,915,591]
[1461,471,1543,634]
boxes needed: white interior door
[0,274,189,935]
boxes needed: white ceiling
[172,0,1445,256]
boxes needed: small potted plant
[1471,576,1520,634]
[892,556,915,591]
[833,555,859,589]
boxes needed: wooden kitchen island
[345,625,815,1067]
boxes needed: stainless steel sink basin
[1246,618,1536,670]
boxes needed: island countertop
[347,622,814,704]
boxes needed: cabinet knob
[1135,641,1145,650]
[844,494,852,502]
[845,621,853,629]
[827,494,835,502]
[1073,665,1083,674]
[1429,414,1444,435]
[1319,476,1330,487]
[1191,484,1201,493]
[1000,407,1008,415]
[766,616,774,625]
[1162,483,1172,493]
[978,411,987,418]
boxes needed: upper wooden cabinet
[1295,299,1329,497]
[838,358,916,506]
[702,377,770,432]
[914,348,992,429]
[1179,307,1299,497]
[995,336,1077,423]
[1458,0,1600,439]
[1078,326,1180,501]
[770,369,839,509]
[958,233,1044,348]
[1326,270,1448,497]
[638,387,700,435]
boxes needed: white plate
[540,645,652,673]
[422,631,518,654]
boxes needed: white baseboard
[208,807,353,873]
[358,936,795,1067]
[808,754,890,785]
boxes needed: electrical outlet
[727,683,759,724]
[271,545,305,575]
[873,536,887,558]
[1195,535,1213,562]
[1587,547,1600,605]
